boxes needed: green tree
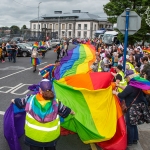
[10,25,20,34]
[104,0,150,45]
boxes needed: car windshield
[18,44,26,49]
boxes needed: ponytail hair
[42,90,54,100]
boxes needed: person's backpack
[31,49,38,58]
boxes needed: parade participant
[1,43,6,62]
[11,79,75,150]
[126,56,136,73]
[113,70,148,146]
[39,60,60,81]
[11,42,18,63]
[6,41,13,62]
[111,65,127,92]
[54,44,61,60]
[31,48,40,72]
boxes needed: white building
[30,10,112,39]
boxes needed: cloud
[0,0,109,28]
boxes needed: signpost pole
[123,8,130,71]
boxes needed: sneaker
[133,140,138,144]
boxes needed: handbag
[121,90,141,114]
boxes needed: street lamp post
[38,2,42,40]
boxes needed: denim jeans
[12,52,16,62]
[125,111,139,144]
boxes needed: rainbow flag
[129,76,150,90]
[39,64,55,79]
[32,42,39,49]
[54,44,96,80]
[143,49,150,54]
[53,72,127,149]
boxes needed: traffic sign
[117,11,141,35]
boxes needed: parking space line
[90,143,97,150]
[0,62,47,80]
[0,111,5,115]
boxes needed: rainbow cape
[54,44,96,80]
[53,72,127,149]
[129,75,150,90]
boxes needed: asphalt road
[0,44,101,150]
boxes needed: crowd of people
[0,41,18,63]
[91,41,150,146]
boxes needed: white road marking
[0,62,47,80]
[0,111,5,115]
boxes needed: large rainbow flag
[54,44,96,80]
[4,44,127,150]
[53,72,127,149]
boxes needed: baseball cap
[39,79,52,91]
[125,69,134,78]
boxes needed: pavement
[127,123,150,150]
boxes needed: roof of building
[30,12,108,22]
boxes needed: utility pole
[38,2,42,40]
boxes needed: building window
[49,24,52,29]
[78,24,81,30]
[84,24,87,30]
[62,24,65,30]
[55,24,58,30]
[84,31,87,38]
[39,24,40,30]
[33,24,36,29]
[62,31,65,37]
[69,24,72,29]
[43,24,47,28]
[68,31,71,37]
[94,24,96,31]
[78,31,81,37]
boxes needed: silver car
[49,39,60,48]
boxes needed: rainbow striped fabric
[53,72,127,149]
[25,93,58,123]
[30,58,40,65]
[32,42,39,49]
[143,49,150,54]
[129,75,150,90]
[54,44,96,80]
[39,64,55,79]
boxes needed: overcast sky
[1,0,109,28]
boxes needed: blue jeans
[12,52,16,62]
[7,50,12,61]
[125,111,139,144]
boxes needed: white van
[102,31,118,45]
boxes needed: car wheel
[22,52,28,57]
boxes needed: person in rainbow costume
[31,42,41,72]
[39,41,47,59]
[11,79,75,150]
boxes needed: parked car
[11,37,24,43]
[49,39,60,48]
[17,43,32,50]
[16,44,32,57]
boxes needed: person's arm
[58,101,75,118]
[113,85,132,99]
[11,95,30,109]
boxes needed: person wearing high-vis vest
[11,79,75,150]
[126,62,136,73]
[111,65,127,92]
